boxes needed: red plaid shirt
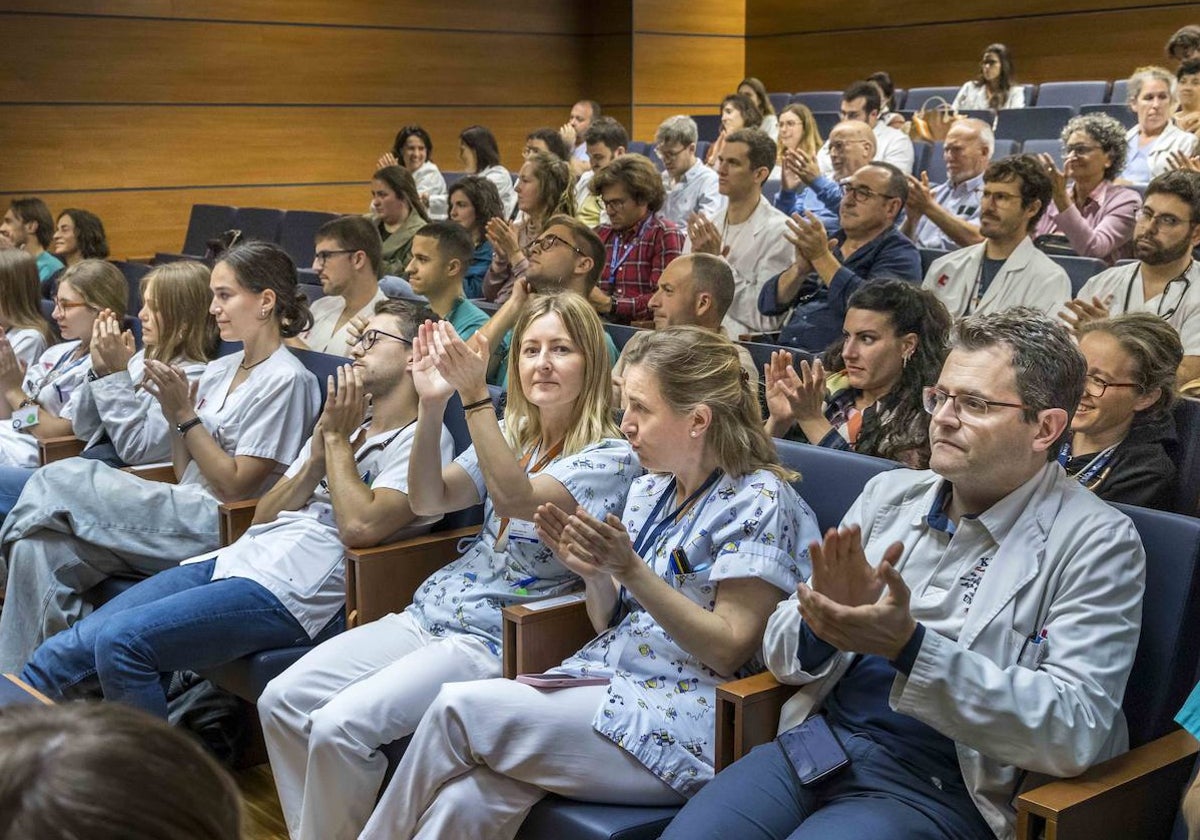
[596,212,685,323]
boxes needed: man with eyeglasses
[664,308,1144,840]
[574,117,629,228]
[924,155,1070,318]
[1066,170,1200,383]
[404,222,489,342]
[590,155,685,324]
[775,121,875,234]
[293,216,390,355]
[816,81,915,180]
[656,115,726,228]
[903,119,994,251]
[760,162,921,350]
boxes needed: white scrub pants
[257,610,501,840]
[360,677,686,840]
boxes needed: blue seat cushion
[517,796,679,840]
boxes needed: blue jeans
[21,559,343,719]
[0,465,34,518]
[661,726,994,840]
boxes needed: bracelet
[461,396,493,414]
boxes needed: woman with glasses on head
[447,175,504,299]
[377,125,448,220]
[1120,66,1199,183]
[370,165,432,278]
[1034,113,1141,264]
[482,150,575,304]
[1059,312,1181,509]
[952,44,1025,112]
[258,293,637,840]
[764,281,951,468]
[459,125,518,219]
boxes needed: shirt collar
[921,462,1051,542]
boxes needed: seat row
[782,79,1133,114]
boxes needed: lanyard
[494,440,564,543]
[1057,440,1118,488]
[31,348,89,402]
[630,469,723,558]
[606,214,652,285]
[1125,262,1192,320]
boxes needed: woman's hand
[411,320,457,405]
[0,328,27,396]
[1038,153,1070,210]
[791,358,827,421]
[485,218,522,262]
[141,359,198,424]
[428,320,490,401]
[559,506,645,583]
[377,151,399,169]
[782,149,819,190]
[535,502,608,581]
[764,350,799,435]
[90,309,136,376]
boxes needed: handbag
[910,96,962,143]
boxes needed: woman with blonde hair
[482,150,575,303]
[1120,65,1199,182]
[0,249,54,366]
[0,259,125,468]
[259,292,638,840]
[361,326,818,839]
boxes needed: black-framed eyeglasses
[922,386,1027,419]
[314,249,357,265]
[353,329,412,351]
[529,233,585,256]
[840,183,898,203]
[1083,374,1141,399]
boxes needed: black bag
[204,229,243,261]
[166,670,247,767]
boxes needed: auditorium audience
[1035,113,1140,263]
[1065,170,1200,383]
[1,198,64,281]
[1061,313,1180,509]
[868,70,907,129]
[817,81,915,181]
[739,76,779,139]
[592,154,685,324]
[447,175,503,299]
[705,93,764,168]
[656,115,725,227]
[775,119,874,232]
[258,293,636,840]
[0,702,242,840]
[1176,59,1200,136]
[765,281,951,468]
[904,118,993,250]
[0,260,125,468]
[925,155,1071,317]
[761,162,921,351]
[0,249,54,366]
[662,309,1144,840]
[524,127,572,163]
[1167,25,1200,64]
[21,300,454,719]
[296,215,387,354]
[575,116,629,228]
[1120,66,1199,182]
[458,125,518,218]
[361,326,818,840]
[775,103,824,166]
[370,166,431,278]
[377,125,449,220]
[691,129,795,338]
[404,221,489,339]
[0,242,320,673]
[559,98,600,177]
[952,43,1026,111]
[51,209,109,268]
[482,150,574,304]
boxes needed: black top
[1066,411,1178,511]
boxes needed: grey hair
[951,307,1086,457]
[1127,65,1178,107]
[655,115,699,148]
[1060,113,1129,181]
[956,117,995,156]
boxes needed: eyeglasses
[314,249,357,265]
[1064,143,1102,157]
[923,386,1027,419]
[353,329,412,351]
[1083,374,1140,399]
[827,140,869,152]
[602,197,630,212]
[981,189,1022,205]
[1137,207,1195,230]
[654,144,688,161]
[840,183,898,203]
[529,233,585,256]
[53,298,93,312]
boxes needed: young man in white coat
[923,155,1071,318]
[661,308,1145,840]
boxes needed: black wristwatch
[176,416,204,437]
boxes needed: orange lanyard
[494,440,564,542]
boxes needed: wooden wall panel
[636,0,745,35]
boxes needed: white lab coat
[764,464,1145,839]
[923,237,1071,318]
[1124,122,1199,181]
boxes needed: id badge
[506,519,540,545]
[777,715,849,786]
[11,405,39,431]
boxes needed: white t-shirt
[1078,261,1200,355]
[301,287,386,356]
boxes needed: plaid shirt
[596,212,685,323]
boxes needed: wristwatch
[176,416,204,436]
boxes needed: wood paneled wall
[0,2,624,258]
[746,1,1195,94]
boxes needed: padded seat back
[1079,103,1137,130]
[690,115,721,143]
[231,207,285,245]
[1035,81,1110,108]
[1168,398,1200,516]
[993,107,1074,141]
[790,91,845,112]
[776,439,902,531]
[181,204,237,257]
[1049,254,1107,296]
[279,210,338,267]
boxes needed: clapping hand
[904,172,936,218]
[1037,153,1069,207]
[411,320,457,405]
[377,151,399,169]
[785,211,833,264]
[551,504,643,583]
[90,309,136,377]
[142,359,198,424]
[687,213,726,257]
[486,218,522,262]
[1059,295,1111,333]
[781,149,819,190]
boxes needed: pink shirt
[1034,181,1141,264]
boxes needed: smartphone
[515,673,610,689]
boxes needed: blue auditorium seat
[1079,103,1137,130]
[789,91,844,112]
[1049,254,1107,297]
[278,210,338,267]
[1035,81,1110,109]
[768,92,791,114]
[994,107,1074,142]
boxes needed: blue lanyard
[33,348,89,403]
[606,215,652,285]
[630,469,723,558]
[1057,440,1118,487]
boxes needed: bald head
[943,118,994,185]
[828,121,877,180]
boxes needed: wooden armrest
[121,463,177,483]
[218,499,259,546]
[714,671,797,771]
[38,435,85,464]
[1014,728,1199,840]
[501,595,594,678]
[344,525,479,628]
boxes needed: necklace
[239,355,270,372]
